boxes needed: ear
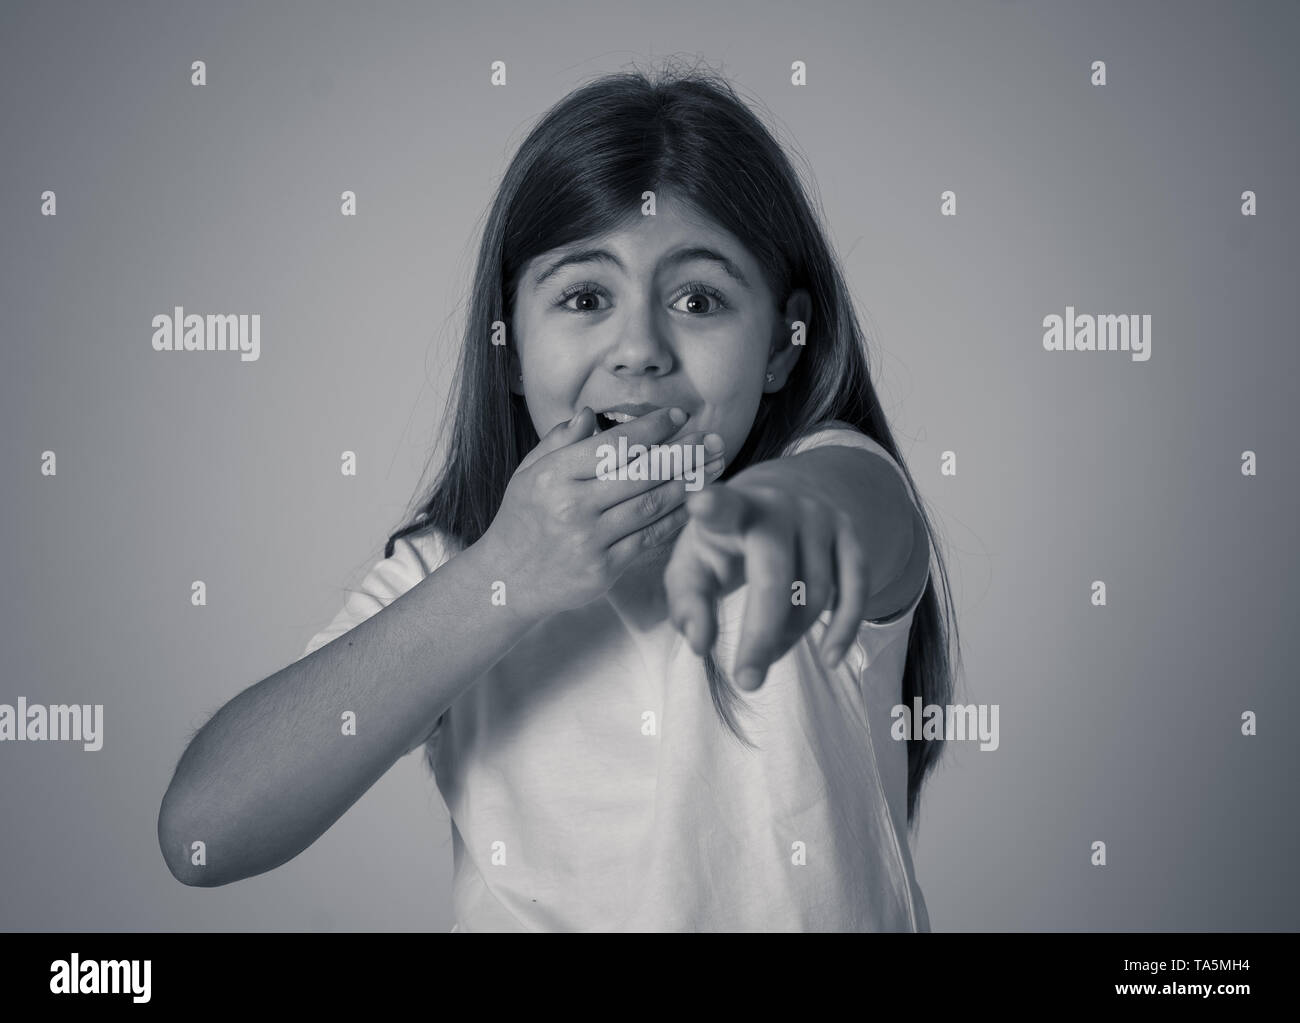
[507,347,524,396]
[765,288,811,391]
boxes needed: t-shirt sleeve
[301,530,453,659]
[783,420,928,633]
[784,420,922,514]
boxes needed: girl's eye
[669,282,729,315]
[553,281,730,315]
[555,284,611,313]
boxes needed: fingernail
[735,667,763,691]
[822,645,846,670]
[668,407,687,426]
[704,456,725,476]
[703,432,724,455]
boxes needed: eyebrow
[531,245,752,291]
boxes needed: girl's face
[510,193,810,461]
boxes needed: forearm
[731,445,919,618]
[158,534,542,887]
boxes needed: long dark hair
[385,60,961,827]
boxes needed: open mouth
[595,409,647,432]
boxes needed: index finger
[732,527,798,691]
[665,531,725,656]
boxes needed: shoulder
[389,526,461,578]
[783,420,914,497]
[301,525,461,658]
[784,419,894,463]
[349,527,459,597]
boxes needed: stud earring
[765,372,775,383]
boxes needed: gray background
[2,0,1296,931]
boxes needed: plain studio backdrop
[1,0,1297,931]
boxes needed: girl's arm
[157,533,541,887]
[159,406,716,888]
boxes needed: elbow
[157,788,233,888]
[157,790,199,885]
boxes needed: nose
[604,303,675,376]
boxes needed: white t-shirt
[303,422,930,931]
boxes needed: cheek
[693,371,763,451]
[523,334,584,393]
[711,329,770,442]
[520,342,592,433]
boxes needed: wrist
[464,529,551,630]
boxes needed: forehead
[523,198,765,292]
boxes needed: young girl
[158,64,959,932]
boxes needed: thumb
[519,407,595,471]
[685,484,752,535]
